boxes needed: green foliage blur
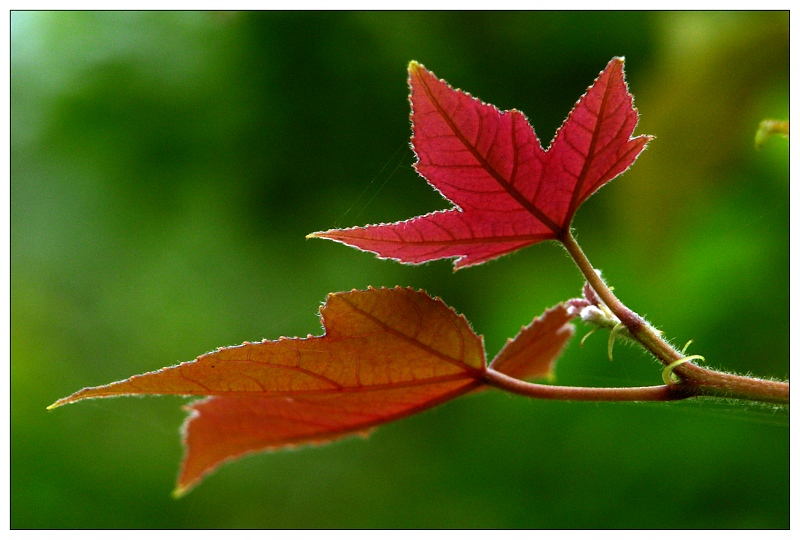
[12,11,788,528]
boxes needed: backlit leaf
[310,58,651,268]
[51,287,486,493]
[50,288,576,494]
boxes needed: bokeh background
[12,11,788,528]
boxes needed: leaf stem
[482,368,694,402]
[559,230,789,405]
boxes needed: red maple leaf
[310,57,651,268]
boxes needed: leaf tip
[47,394,78,410]
[171,484,190,499]
[408,60,429,82]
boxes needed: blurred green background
[12,11,788,528]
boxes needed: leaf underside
[311,57,651,269]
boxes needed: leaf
[489,304,575,382]
[51,287,486,494]
[50,288,576,495]
[310,58,652,269]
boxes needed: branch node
[662,355,706,385]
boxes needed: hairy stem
[559,230,789,405]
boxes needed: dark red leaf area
[311,58,651,268]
